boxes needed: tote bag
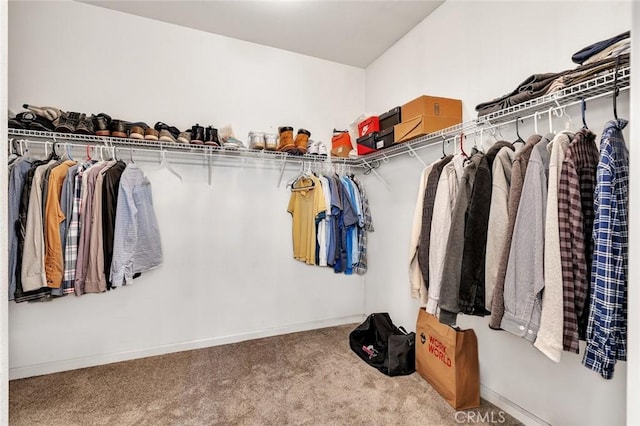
[415,307,480,410]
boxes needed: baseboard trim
[9,314,365,380]
[480,385,551,426]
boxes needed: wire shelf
[6,64,630,172]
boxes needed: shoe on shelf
[190,124,205,145]
[318,142,328,157]
[8,111,36,130]
[306,139,319,155]
[110,119,128,138]
[248,132,265,150]
[145,128,159,141]
[204,126,220,146]
[264,133,278,151]
[75,113,95,135]
[55,112,80,133]
[93,113,111,136]
[159,129,177,143]
[277,126,295,152]
[130,125,146,140]
[223,136,245,149]
[294,128,310,155]
[177,131,191,144]
[154,122,180,140]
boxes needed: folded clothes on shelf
[571,30,630,65]
[475,53,629,117]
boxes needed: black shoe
[28,115,56,132]
[190,124,205,145]
[55,112,78,133]
[8,112,35,129]
[110,120,128,138]
[93,113,112,136]
[204,126,220,146]
[75,113,95,135]
[154,122,180,139]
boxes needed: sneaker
[177,131,191,144]
[223,136,245,149]
[318,142,328,157]
[23,104,62,122]
[145,128,159,141]
[159,129,177,143]
[248,132,265,150]
[264,133,278,151]
[55,112,79,133]
[306,139,319,155]
[154,122,180,139]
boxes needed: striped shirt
[582,119,629,379]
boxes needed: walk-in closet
[2,1,639,425]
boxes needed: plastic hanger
[129,147,135,164]
[459,133,469,159]
[440,136,447,159]
[161,150,183,182]
[513,117,525,146]
[613,55,620,120]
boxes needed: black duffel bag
[349,313,415,376]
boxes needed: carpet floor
[9,324,522,425]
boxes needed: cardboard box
[394,95,462,143]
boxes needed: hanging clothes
[484,146,515,311]
[110,164,164,287]
[351,176,373,275]
[102,160,127,290]
[489,134,542,329]
[558,129,599,353]
[426,154,466,314]
[501,133,553,341]
[583,119,629,380]
[534,131,573,362]
[409,163,435,301]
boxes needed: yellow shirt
[287,176,327,265]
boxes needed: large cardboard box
[394,95,462,143]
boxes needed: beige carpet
[10,324,522,425]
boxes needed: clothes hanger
[459,133,469,159]
[581,98,589,129]
[440,136,447,159]
[160,150,183,182]
[613,55,620,120]
[85,144,93,162]
[129,147,135,164]
[513,117,525,147]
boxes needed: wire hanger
[161,150,182,182]
[459,133,468,159]
[581,98,589,129]
[441,136,447,159]
[513,117,525,146]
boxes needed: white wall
[7,0,366,379]
[363,2,631,425]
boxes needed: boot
[294,128,311,155]
[93,113,111,136]
[55,112,78,133]
[190,124,205,145]
[277,126,295,152]
[204,126,220,146]
[110,119,128,138]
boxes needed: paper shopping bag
[415,307,480,410]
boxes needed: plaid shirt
[557,129,599,353]
[583,119,629,379]
[62,162,92,293]
[352,177,373,275]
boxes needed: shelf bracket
[361,158,390,191]
[406,144,427,168]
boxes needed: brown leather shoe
[130,125,145,139]
[277,126,295,152]
[294,128,310,155]
[110,120,128,138]
[144,128,159,141]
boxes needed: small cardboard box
[375,127,394,150]
[357,116,380,137]
[356,133,377,155]
[394,95,462,143]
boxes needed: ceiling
[81,1,444,68]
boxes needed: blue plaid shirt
[583,119,629,379]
